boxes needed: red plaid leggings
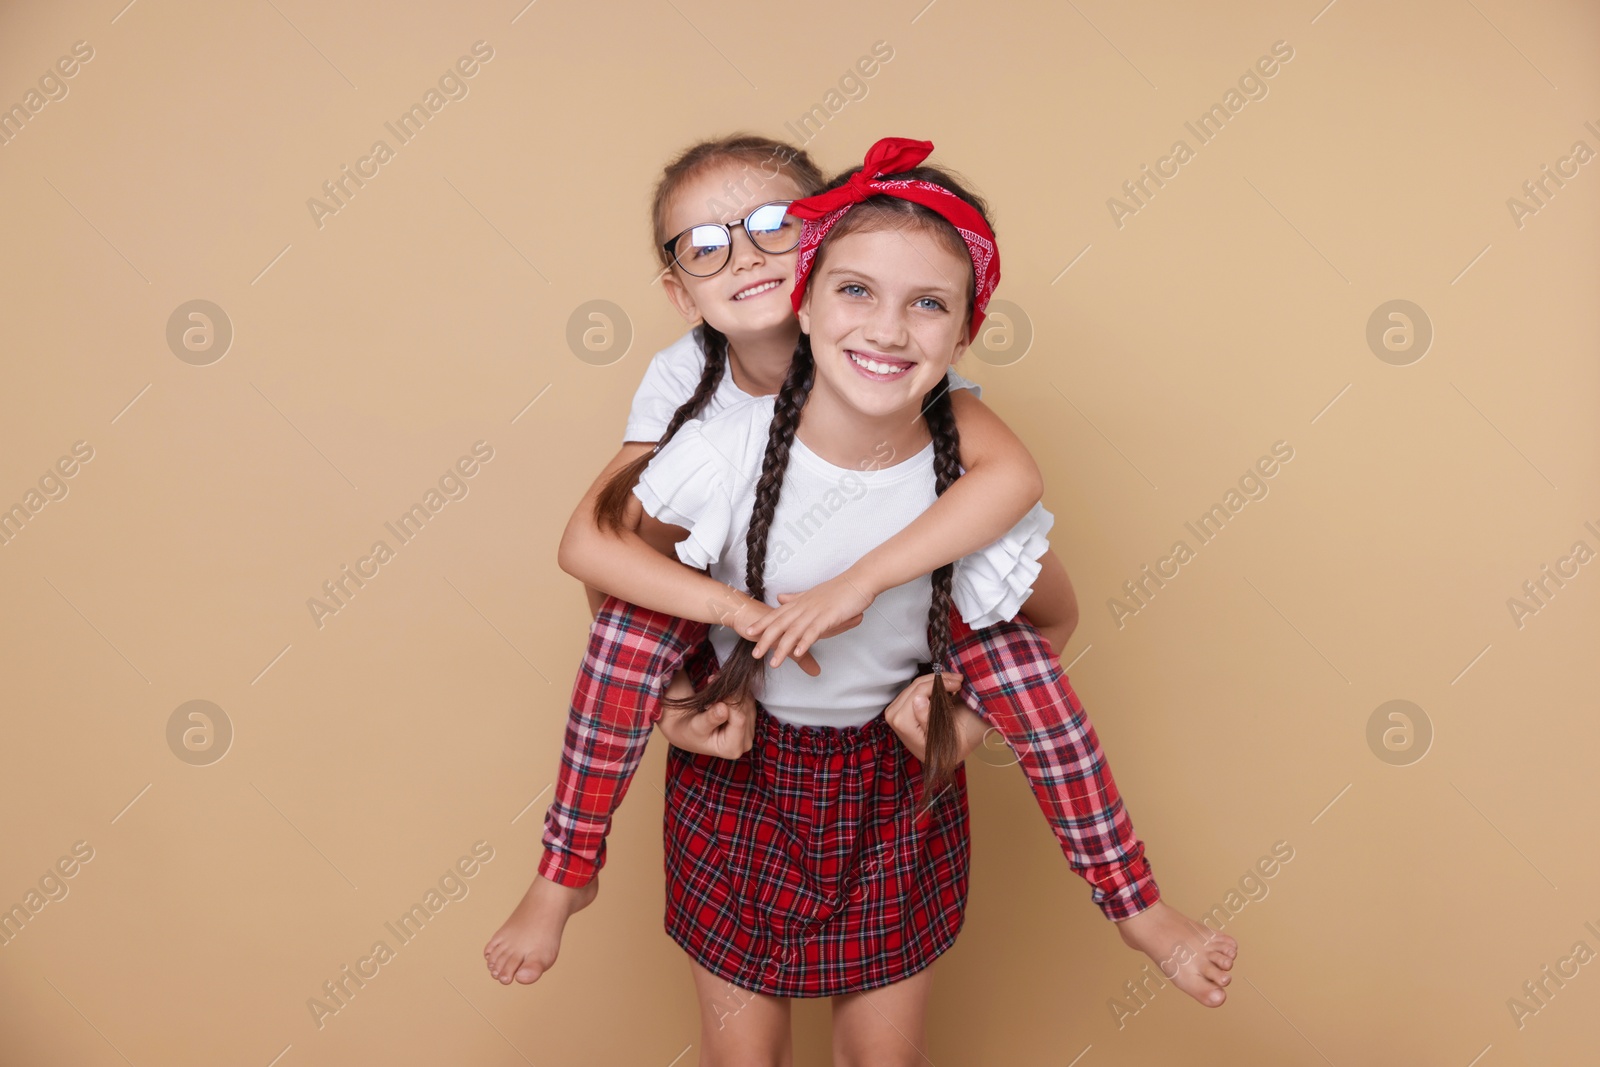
[538,595,1160,921]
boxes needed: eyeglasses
[662,201,801,278]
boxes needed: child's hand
[657,688,756,760]
[715,592,826,676]
[883,670,988,764]
[744,575,872,669]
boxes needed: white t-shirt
[633,394,1054,728]
[624,329,984,444]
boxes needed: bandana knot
[787,137,1000,342]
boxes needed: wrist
[843,558,889,602]
[729,587,776,638]
[701,582,758,628]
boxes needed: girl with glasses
[484,137,1234,1054]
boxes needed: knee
[700,1046,787,1067]
[948,615,1057,687]
[595,594,672,636]
[592,599,710,662]
[833,1032,922,1067]
[698,1027,787,1067]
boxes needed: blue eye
[915,297,945,311]
[840,282,867,297]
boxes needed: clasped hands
[658,575,995,764]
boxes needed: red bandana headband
[787,137,1000,342]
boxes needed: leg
[830,964,937,1067]
[945,609,1158,919]
[688,957,793,1067]
[538,595,713,885]
[485,596,712,985]
[947,610,1236,1006]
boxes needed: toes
[1211,949,1233,970]
[1180,970,1228,1006]
[514,962,544,984]
[496,951,527,984]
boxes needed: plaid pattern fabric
[539,595,1159,923]
[536,597,712,887]
[663,706,969,997]
[946,611,1161,921]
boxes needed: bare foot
[1113,900,1237,1007]
[483,872,599,985]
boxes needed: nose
[861,300,909,349]
[726,223,767,272]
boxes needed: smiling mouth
[731,279,784,301]
[847,350,915,380]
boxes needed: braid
[661,324,730,444]
[663,335,815,714]
[593,323,729,532]
[915,380,965,812]
[743,342,813,604]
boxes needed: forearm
[560,523,758,628]
[849,467,1040,598]
[1018,549,1079,655]
[561,440,732,623]
[849,388,1042,599]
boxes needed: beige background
[2,0,1597,1063]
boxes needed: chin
[717,305,787,336]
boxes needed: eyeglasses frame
[661,200,800,278]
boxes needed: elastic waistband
[753,703,893,754]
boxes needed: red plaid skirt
[663,702,971,998]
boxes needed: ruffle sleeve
[631,421,737,572]
[944,365,983,400]
[951,500,1056,628]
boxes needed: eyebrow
[820,265,959,297]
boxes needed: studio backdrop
[1,0,1596,1064]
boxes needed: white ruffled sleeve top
[632,394,1054,728]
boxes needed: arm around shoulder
[556,441,657,587]
[949,387,1044,507]
[558,438,775,631]
[847,387,1044,599]
[557,441,755,626]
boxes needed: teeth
[849,351,909,375]
[733,280,780,300]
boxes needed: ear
[796,286,812,335]
[660,268,704,326]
